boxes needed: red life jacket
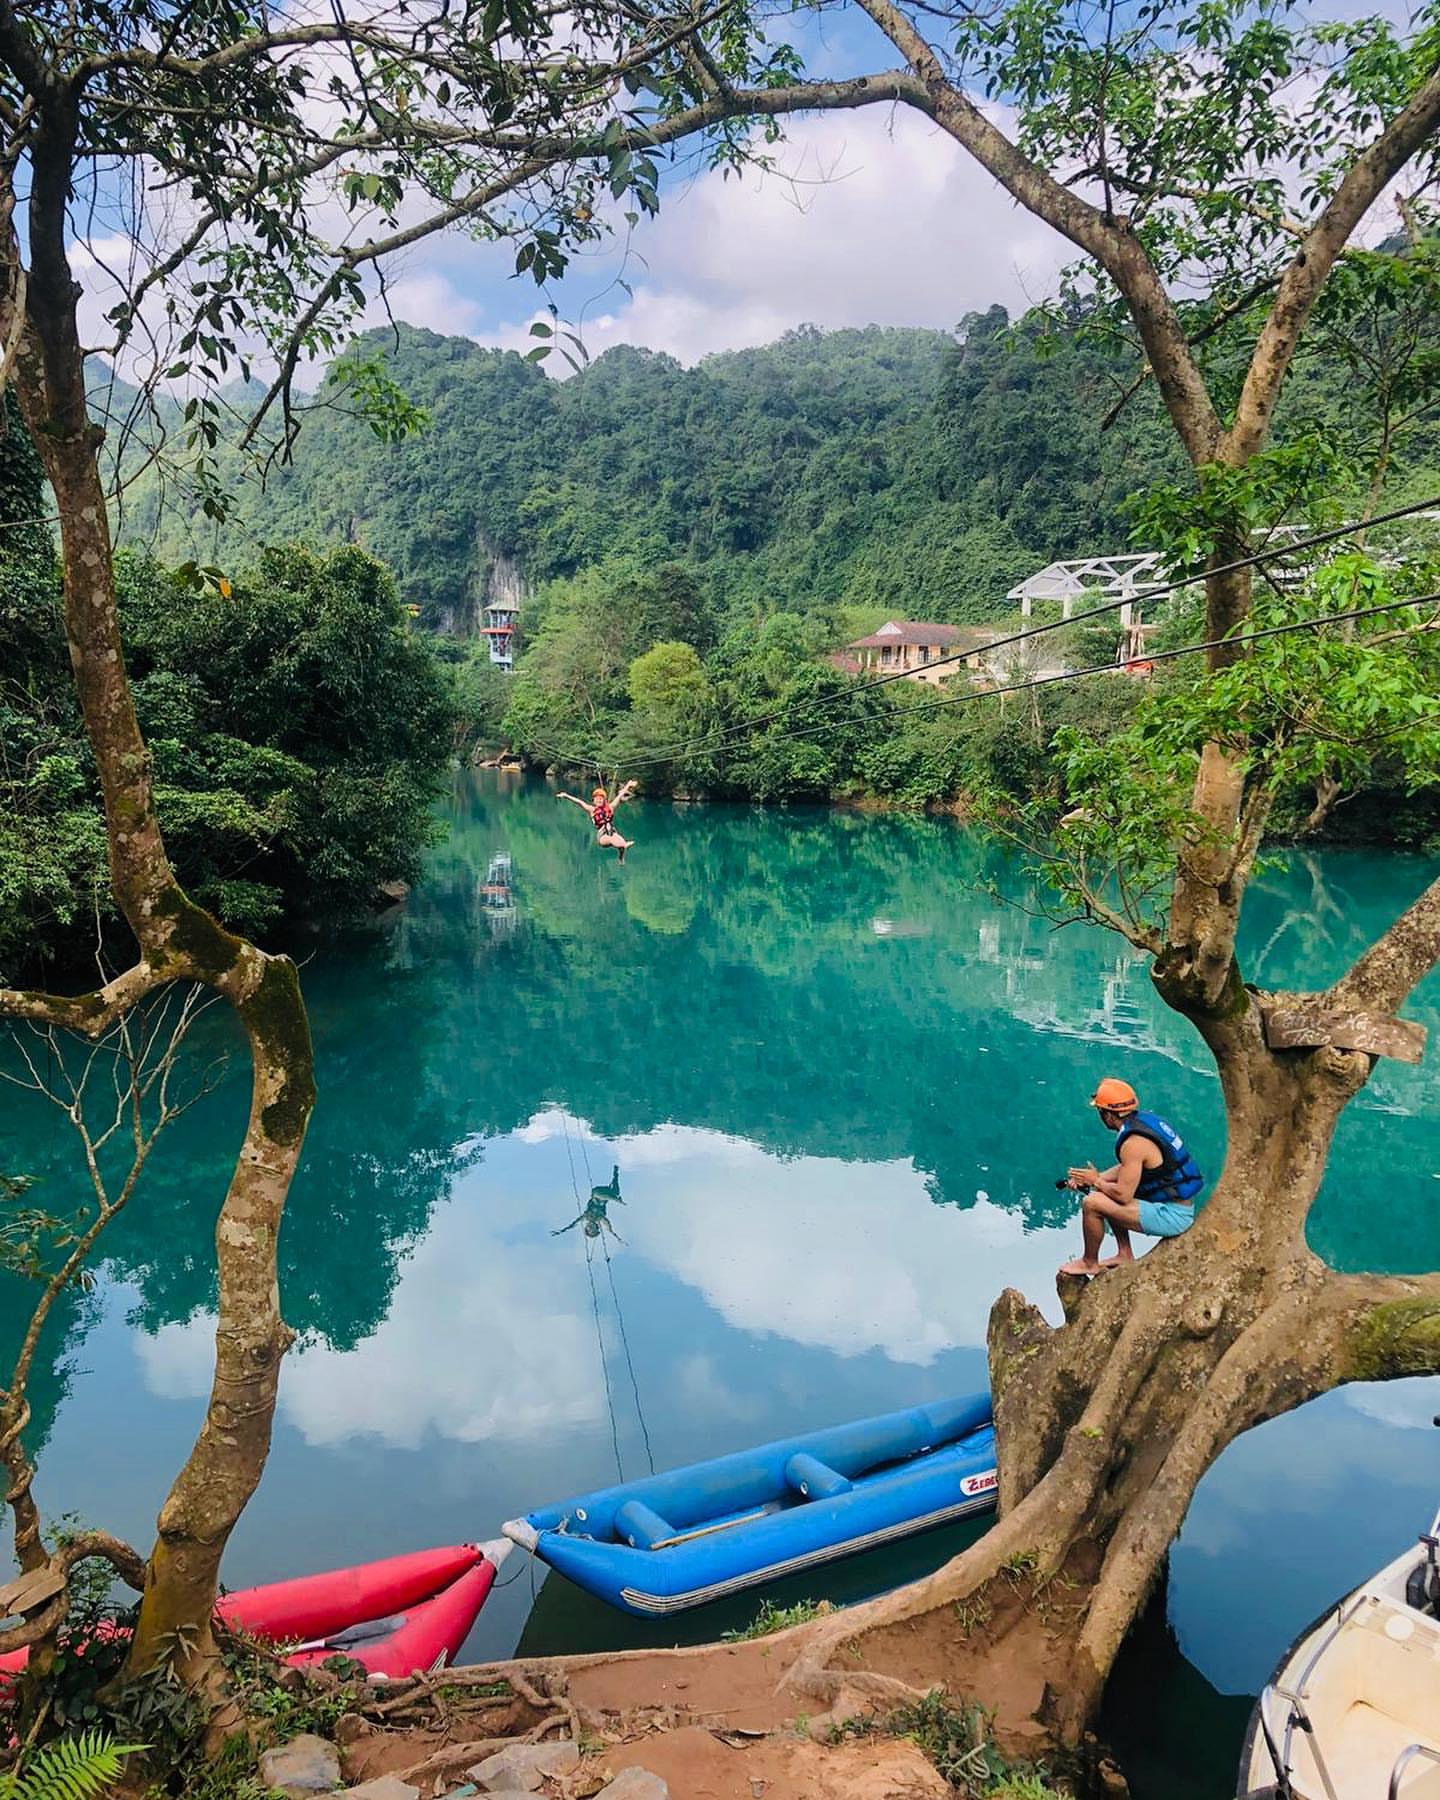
[592,800,614,832]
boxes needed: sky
[362,0,1073,369]
[375,103,1072,369]
[61,0,1419,387]
[64,3,1079,386]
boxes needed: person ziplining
[553,1165,625,1241]
[557,779,638,862]
[1057,1078,1204,1277]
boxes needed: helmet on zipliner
[1090,1078,1138,1116]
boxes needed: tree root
[391,1700,592,1784]
[396,1737,518,1783]
[782,1663,927,1712]
[368,1683,514,1720]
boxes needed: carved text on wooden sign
[1261,1001,1426,1065]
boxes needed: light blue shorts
[1137,1199,1194,1239]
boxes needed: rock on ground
[342,1779,420,1800]
[467,1740,580,1792]
[258,1733,343,1797]
[595,1771,669,1800]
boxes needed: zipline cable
[654,492,1440,761]
[533,493,1440,777]
[585,1236,625,1484]
[601,1232,656,1477]
[614,587,1440,770]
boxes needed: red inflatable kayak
[0,1540,508,1689]
[284,1559,501,1675]
[216,1541,486,1643]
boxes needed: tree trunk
[775,1005,1438,1752]
[2,154,316,1689]
[123,955,312,1683]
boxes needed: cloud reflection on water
[134,1112,1074,1448]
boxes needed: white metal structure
[1007,553,1173,627]
[1257,515,1440,591]
[1239,1504,1440,1799]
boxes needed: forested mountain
[101,298,1440,838]
[119,310,1192,633]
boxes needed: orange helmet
[1091,1078,1138,1115]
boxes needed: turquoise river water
[4,772,1440,1796]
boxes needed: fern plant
[0,1730,141,1800]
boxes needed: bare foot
[1098,1251,1135,1267]
[1058,1257,1102,1277]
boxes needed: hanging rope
[559,1106,582,1202]
[556,1112,652,1479]
[576,1122,595,1190]
[559,1108,627,1481]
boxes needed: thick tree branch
[1332,1272,1440,1382]
[0,1,51,98]
[0,963,163,1035]
[1098,275,1281,429]
[75,21,395,82]
[0,1532,146,1657]
[847,0,1222,464]
[1227,57,1440,464]
[1328,873,1440,1015]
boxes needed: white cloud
[75,102,1062,390]
[466,107,1071,366]
[1345,1376,1440,1432]
[371,270,488,340]
[134,1188,605,1450]
[613,1133,1072,1362]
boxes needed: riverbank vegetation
[7,0,1440,1792]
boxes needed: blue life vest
[1115,1111,1204,1204]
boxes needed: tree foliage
[0,523,456,972]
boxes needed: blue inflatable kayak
[501,1393,996,1617]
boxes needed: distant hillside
[115,312,1190,634]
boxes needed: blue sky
[66,2,1075,380]
[330,0,1419,369]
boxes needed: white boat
[1238,1503,1440,1798]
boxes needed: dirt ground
[337,1600,1084,1799]
[348,1717,952,1800]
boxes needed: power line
[613,588,1440,770]
[573,492,1440,774]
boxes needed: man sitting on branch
[1059,1079,1204,1277]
